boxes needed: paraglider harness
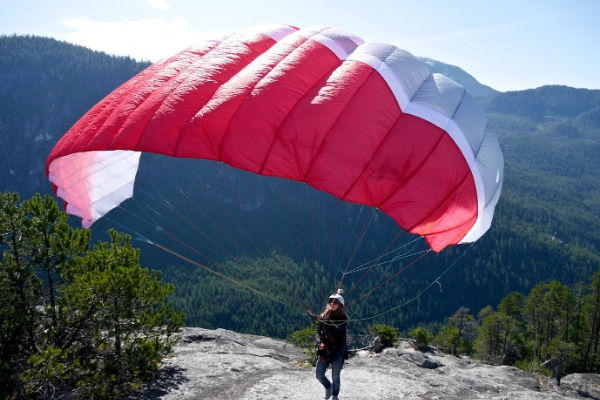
[316,320,334,362]
[310,312,348,363]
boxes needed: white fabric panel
[50,150,137,190]
[319,28,364,51]
[452,93,488,156]
[310,27,363,60]
[311,33,354,60]
[82,181,137,228]
[262,24,298,42]
[381,48,430,101]
[403,101,455,132]
[48,150,141,228]
[460,127,504,243]
[411,74,465,117]
[291,26,331,42]
[476,128,504,206]
[352,42,396,62]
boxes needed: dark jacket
[315,312,347,358]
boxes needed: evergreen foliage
[409,327,434,350]
[433,307,478,356]
[0,193,184,399]
[287,325,318,359]
[0,34,149,198]
[1,36,600,352]
[481,85,600,120]
[434,324,460,354]
[370,324,400,348]
[473,271,600,380]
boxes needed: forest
[406,270,600,382]
[1,35,600,344]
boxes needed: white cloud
[60,17,229,62]
[148,0,170,11]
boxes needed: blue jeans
[316,353,344,396]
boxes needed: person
[315,289,348,400]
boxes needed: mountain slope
[481,85,600,120]
[0,34,149,199]
[1,36,600,339]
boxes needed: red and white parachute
[46,24,503,252]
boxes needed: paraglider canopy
[46,24,503,252]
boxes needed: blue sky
[1,0,599,92]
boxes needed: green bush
[287,325,317,359]
[434,325,459,354]
[514,359,552,376]
[370,324,400,348]
[409,327,434,350]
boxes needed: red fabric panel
[220,40,342,174]
[375,116,477,251]
[77,49,205,151]
[175,34,312,160]
[133,37,277,155]
[347,114,449,207]
[262,61,374,181]
[107,48,217,150]
[303,69,402,200]
[425,214,477,252]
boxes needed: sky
[1,0,599,92]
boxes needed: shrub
[514,359,552,376]
[410,327,434,350]
[370,324,400,348]
[434,325,459,354]
[287,325,317,359]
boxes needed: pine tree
[0,193,184,398]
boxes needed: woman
[315,289,347,400]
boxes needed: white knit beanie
[329,289,344,306]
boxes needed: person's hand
[318,343,325,350]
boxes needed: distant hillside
[418,57,498,98]
[483,84,600,271]
[481,85,600,121]
[1,35,600,339]
[0,34,149,199]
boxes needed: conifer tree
[0,193,184,399]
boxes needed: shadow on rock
[127,366,190,399]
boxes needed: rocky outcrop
[129,327,600,399]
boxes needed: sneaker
[325,386,332,399]
[332,396,339,400]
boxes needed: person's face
[329,298,340,310]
